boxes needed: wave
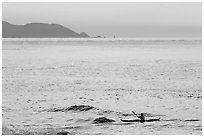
[47,105,99,112]
[3,105,201,135]
[45,105,166,118]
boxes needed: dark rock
[57,131,69,135]
[94,35,102,38]
[79,32,90,37]
[93,117,115,124]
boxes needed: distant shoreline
[2,37,202,41]
[2,21,90,38]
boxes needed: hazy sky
[3,2,202,38]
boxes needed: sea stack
[79,32,90,38]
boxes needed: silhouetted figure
[137,113,145,122]
[133,112,145,122]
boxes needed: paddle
[132,111,137,116]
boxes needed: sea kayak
[120,119,141,122]
[120,118,160,122]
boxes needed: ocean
[2,38,202,135]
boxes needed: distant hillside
[2,21,89,38]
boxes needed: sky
[2,2,202,38]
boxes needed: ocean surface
[2,38,202,135]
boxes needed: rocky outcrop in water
[93,117,115,124]
[57,131,70,135]
[79,32,90,37]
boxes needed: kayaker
[133,112,145,122]
[121,112,160,123]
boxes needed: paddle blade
[132,111,137,115]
